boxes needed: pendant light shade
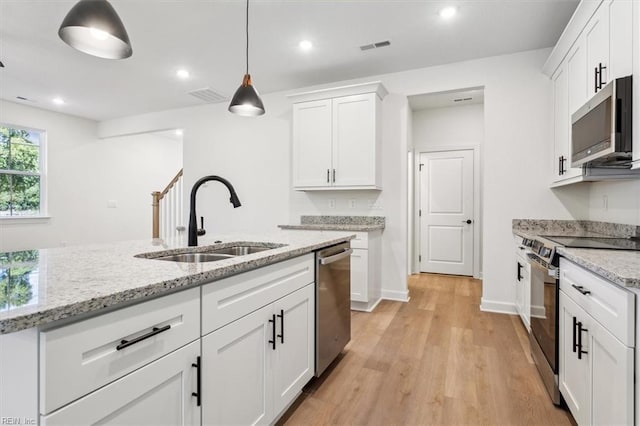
[58,0,132,59]
[229,74,265,116]
[229,0,265,116]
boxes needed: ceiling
[0,0,579,121]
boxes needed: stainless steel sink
[154,253,235,263]
[139,243,286,263]
[209,246,272,256]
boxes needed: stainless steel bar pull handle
[332,169,336,183]
[319,248,353,265]
[327,169,330,183]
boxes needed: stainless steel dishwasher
[315,242,352,377]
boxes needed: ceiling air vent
[188,88,228,104]
[360,40,391,51]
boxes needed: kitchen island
[0,230,354,425]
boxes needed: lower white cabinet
[202,283,315,425]
[349,230,382,312]
[558,258,635,426]
[513,241,531,330]
[41,340,201,426]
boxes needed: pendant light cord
[245,0,249,75]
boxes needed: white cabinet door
[559,292,590,426]
[202,304,272,426]
[567,37,588,116]
[552,63,581,181]
[350,248,369,302]
[272,284,315,416]
[590,315,634,426]
[332,93,379,187]
[292,99,332,188]
[42,341,200,426]
[609,0,633,80]
[586,1,610,98]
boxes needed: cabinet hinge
[419,209,422,217]
[419,255,422,262]
[419,163,424,171]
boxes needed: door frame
[413,144,482,279]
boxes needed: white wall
[587,180,640,225]
[0,101,182,251]
[412,103,484,149]
[99,47,591,312]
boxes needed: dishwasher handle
[319,248,353,265]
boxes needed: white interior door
[419,150,474,276]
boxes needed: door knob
[462,219,472,224]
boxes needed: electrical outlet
[328,199,336,209]
[349,199,357,209]
[369,199,383,210]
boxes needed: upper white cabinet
[544,0,637,184]
[289,82,387,191]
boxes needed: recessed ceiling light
[299,40,313,51]
[52,97,65,105]
[176,69,190,79]
[175,129,183,136]
[439,6,457,19]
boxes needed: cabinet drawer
[351,232,369,249]
[560,258,634,346]
[202,254,314,335]
[39,287,200,415]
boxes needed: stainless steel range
[524,234,640,405]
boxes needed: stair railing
[152,169,184,239]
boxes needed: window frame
[0,123,48,219]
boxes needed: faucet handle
[197,216,206,236]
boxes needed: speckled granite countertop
[0,230,354,334]
[512,219,640,288]
[279,215,385,232]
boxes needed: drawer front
[202,254,314,335]
[40,287,200,415]
[560,258,635,346]
[351,232,369,249]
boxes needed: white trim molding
[381,289,410,302]
[480,298,518,315]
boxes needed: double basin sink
[139,243,285,263]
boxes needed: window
[0,125,45,217]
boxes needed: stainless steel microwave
[571,75,632,167]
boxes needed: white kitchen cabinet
[558,258,635,426]
[585,1,610,99]
[290,82,387,191]
[552,63,581,183]
[513,240,530,331]
[544,0,637,183]
[202,283,314,425]
[349,231,382,312]
[292,100,332,188]
[42,341,201,426]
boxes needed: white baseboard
[480,298,517,315]
[351,297,382,312]
[381,289,410,302]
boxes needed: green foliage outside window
[0,126,42,216]
[0,250,39,310]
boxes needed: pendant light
[58,0,132,59]
[228,0,265,116]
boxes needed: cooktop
[542,236,640,251]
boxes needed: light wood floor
[280,273,573,426]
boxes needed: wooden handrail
[152,169,183,238]
[158,169,184,201]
